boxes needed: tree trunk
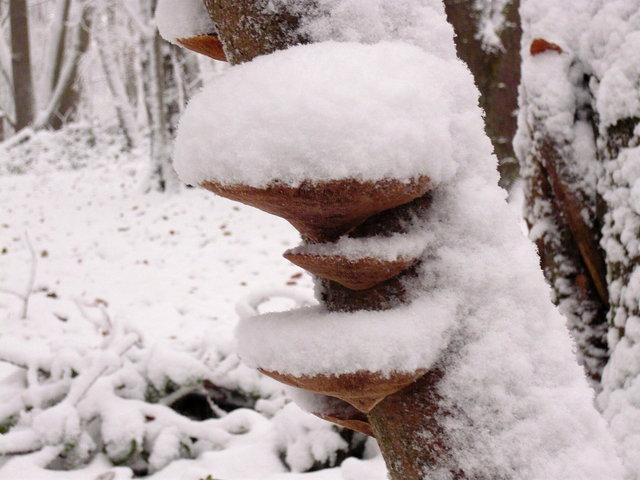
[202,2,456,478]
[38,0,71,107]
[517,35,609,387]
[444,0,521,191]
[43,2,93,130]
[95,2,139,149]
[9,0,34,130]
[146,29,180,192]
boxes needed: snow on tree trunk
[9,0,34,130]
[517,0,640,476]
[515,1,609,386]
[165,0,624,478]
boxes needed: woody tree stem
[202,1,462,478]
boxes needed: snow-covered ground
[0,152,384,479]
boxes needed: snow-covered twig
[21,232,37,320]
[66,332,139,406]
[0,127,34,150]
[236,288,316,320]
[0,231,38,319]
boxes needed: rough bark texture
[9,0,34,130]
[368,367,469,480]
[203,0,309,64]
[525,133,608,385]
[444,0,521,191]
[518,47,610,386]
[201,2,460,478]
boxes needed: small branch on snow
[0,232,38,320]
[159,386,200,407]
[66,333,140,406]
[22,232,37,320]
[0,127,34,151]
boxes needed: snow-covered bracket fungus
[166,2,624,477]
[171,40,459,424]
[156,0,227,61]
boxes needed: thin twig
[21,231,37,319]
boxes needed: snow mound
[174,41,458,187]
[155,0,215,44]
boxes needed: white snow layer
[174,41,458,187]
[155,0,215,44]
[472,0,510,52]
[173,0,623,477]
[519,0,640,477]
[291,0,458,61]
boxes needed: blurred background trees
[0,0,216,190]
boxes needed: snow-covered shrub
[273,403,367,473]
[0,122,131,176]
[0,296,281,475]
[0,283,366,477]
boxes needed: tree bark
[9,0,34,130]
[444,0,521,191]
[518,45,610,386]
[203,0,308,64]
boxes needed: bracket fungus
[283,251,417,291]
[202,177,432,243]
[176,33,227,62]
[261,369,426,415]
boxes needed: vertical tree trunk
[203,2,457,478]
[38,0,71,107]
[516,31,609,387]
[9,0,34,130]
[146,28,179,192]
[33,2,92,131]
[95,1,139,149]
[444,0,521,191]
[46,2,92,130]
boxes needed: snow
[173,0,626,475]
[174,41,458,188]
[286,229,432,262]
[155,0,216,44]
[583,1,640,128]
[289,0,458,61]
[273,404,349,472]
[237,292,456,376]
[2,0,631,476]
[0,149,379,479]
[519,0,640,476]
[472,0,510,52]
